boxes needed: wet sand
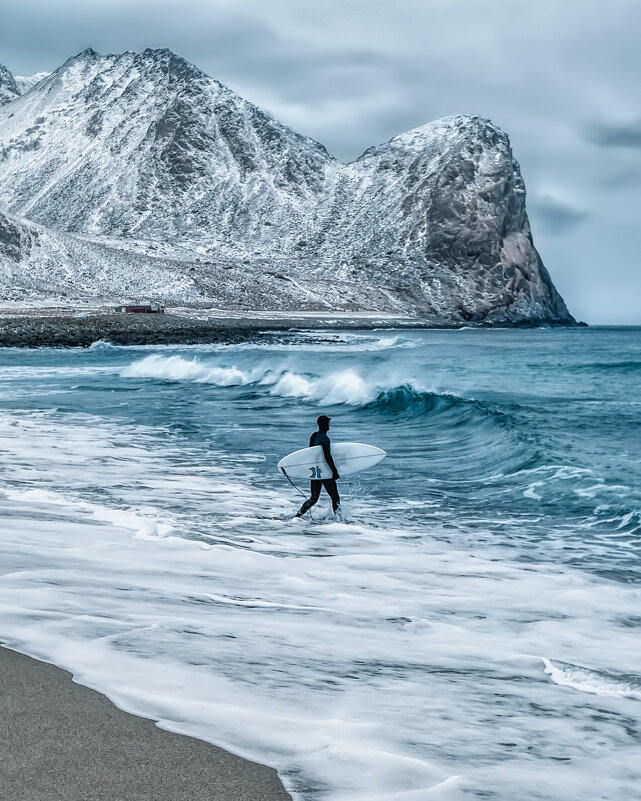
[0,645,292,801]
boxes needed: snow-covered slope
[0,207,397,310]
[0,48,575,324]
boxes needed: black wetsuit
[296,430,340,516]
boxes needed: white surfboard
[278,442,386,479]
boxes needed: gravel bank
[0,311,433,347]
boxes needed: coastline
[0,644,292,801]
[0,308,581,348]
[0,309,426,348]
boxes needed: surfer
[295,415,341,518]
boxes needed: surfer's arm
[321,442,340,479]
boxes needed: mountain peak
[355,114,504,163]
[73,47,100,61]
[55,47,102,73]
[136,47,209,81]
[141,47,182,60]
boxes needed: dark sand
[0,645,292,801]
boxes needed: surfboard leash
[280,467,315,522]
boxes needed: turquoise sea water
[0,327,639,799]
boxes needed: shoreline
[0,644,292,801]
[0,309,581,348]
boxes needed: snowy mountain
[0,49,574,324]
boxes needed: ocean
[0,326,639,800]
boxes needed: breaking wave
[121,355,504,421]
[121,354,259,386]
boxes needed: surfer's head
[317,415,331,432]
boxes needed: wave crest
[120,356,501,421]
[365,385,456,416]
[121,355,255,386]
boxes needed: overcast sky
[1,0,639,323]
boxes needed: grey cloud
[531,196,588,235]
[589,119,641,149]
[597,165,641,188]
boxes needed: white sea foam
[4,486,175,540]
[542,658,641,698]
[291,332,418,352]
[270,371,313,397]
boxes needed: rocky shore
[0,309,583,348]
[0,312,265,348]
[0,310,418,348]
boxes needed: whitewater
[0,327,639,800]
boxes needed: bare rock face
[0,48,575,324]
[0,64,20,107]
[0,210,23,258]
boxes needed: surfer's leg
[323,479,341,513]
[296,480,322,517]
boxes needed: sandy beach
[0,645,292,801]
